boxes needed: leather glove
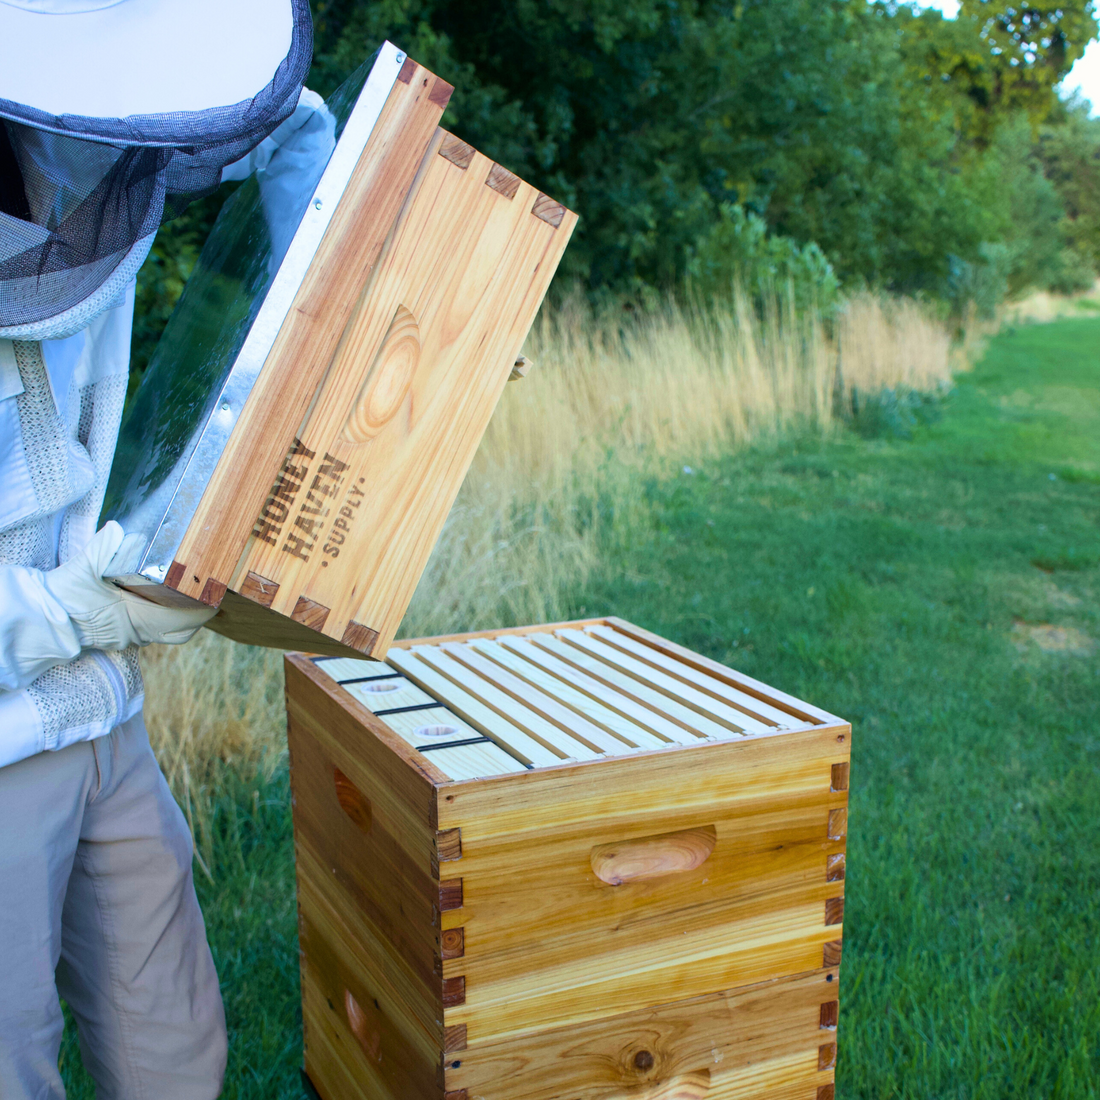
[44,522,216,650]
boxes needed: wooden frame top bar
[304,617,846,782]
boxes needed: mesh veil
[0,0,312,328]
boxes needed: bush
[684,204,840,316]
[1046,247,1097,295]
[844,385,945,439]
[944,242,1013,319]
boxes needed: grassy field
[586,316,1100,1098]
[60,314,1099,1096]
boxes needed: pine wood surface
[299,876,443,1100]
[381,708,486,748]
[386,648,569,768]
[172,62,447,604]
[160,57,575,660]
[222,127,575,654]
[286,620,850,1098]
[526,634,746,742]
[442,969,840,1100]
[464,637,670,750]
[605,618,842,727]
[342,674,436,713]
[386,616,609,649]
[396,645,604,761]
[434,726,847,1043]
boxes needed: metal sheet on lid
[102,43,407,587]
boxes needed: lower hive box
[286,617,851,1100]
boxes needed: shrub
[685,204,840,316]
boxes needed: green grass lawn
[61,317,1100,1097]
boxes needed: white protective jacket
[0,89,332,769]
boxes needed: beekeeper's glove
[44,521,216,651]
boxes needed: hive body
[105,45,574,659]
[287,618,850,1100]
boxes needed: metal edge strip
[120,42,406,585]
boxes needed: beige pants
[0,714,227,1099]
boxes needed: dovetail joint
[443,1023,467,1053]
[200,578,227,607]
[531,192,566,228]
[486,163,520,200]
[437,828,462,862]
[442,975,466,1007]
[292,596,330,630]
[439,879,463,911]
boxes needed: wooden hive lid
[310,617,845,783]
[103,43,577,660]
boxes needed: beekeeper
[0,0,327,1095]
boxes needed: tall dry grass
[142,287,955,853]
[1001,279,1100,324]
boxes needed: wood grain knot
[442,928,465,960]
[591,826,716,886]
[344,989,381,1062]
[343,305,420,444]
[634,1050,655,1071]
[333,769,372,832]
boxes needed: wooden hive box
[104,42,575,659]
[286,617,851,1100]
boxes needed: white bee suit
[0,0,324,1093]
[0,86,332,770]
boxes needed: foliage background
[132,0,1100,376]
